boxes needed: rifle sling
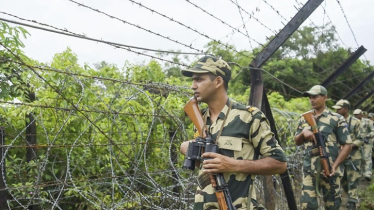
[203,100,233,144]
[315,158,327,198]
[348,116,352,133]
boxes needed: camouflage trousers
[341,156,361,203]
[362,139,373,177]
[301,171,341,210]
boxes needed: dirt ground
[340,177,373,210]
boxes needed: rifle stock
[302,111,332,176]
[183,97,235,210]
[183,97,206,137]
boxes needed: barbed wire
[183,0,263,47]
[0,100,182,118]
[0,16,193,67]
[66,0,205,54]
[0,41,180,201]
[1,1,372,209]
[334,0,369,62]
[335,0,359,48]
[125,0,252,59]
[227,0,277,34]
[0,142,171,148]
[234,0,253,49]
[262,0,288,22]
[294,0,348,48]
[3,59,191,93]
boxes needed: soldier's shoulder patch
[246,105,258,112]
[232,103,259,114]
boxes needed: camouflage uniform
[341,116,363,204]
[193,99,287,210]
[359,118,374,178]
[295,109,352,210]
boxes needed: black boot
[347,202,356,210]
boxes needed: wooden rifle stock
[302,111,332,176]
[183,97,206,137]
[183,97,235,210]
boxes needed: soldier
[179,55,287,210]
[332,100,362,210]
[295,85,352,210]
[353,109,374,181]
[368,113,374,121]
[369,113,374,170]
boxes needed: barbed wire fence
[0,46,304,209]
[0,0,370,209]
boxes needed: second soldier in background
[333,100,363,210]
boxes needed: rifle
[302,111,336,199]
[183,97,236,210]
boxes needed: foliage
[1,20,374,209]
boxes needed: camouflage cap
[181,55,231,82]
[353,109,363,115]
[368,113,374,118]
[332,99,351,109]
[302,85,327,97]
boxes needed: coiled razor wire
[0,59,308,209]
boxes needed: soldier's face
[191,73,217,103]
[354,114,362,120]
[308,94,326,110]
[336,107,347,116]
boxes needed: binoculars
[182,135,219,171]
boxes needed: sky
[1,0,374,68]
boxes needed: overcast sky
[1,0,373,68]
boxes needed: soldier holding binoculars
[179,55,287,210]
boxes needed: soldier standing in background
[369,113,374,170]
[354,109,374,181]
[333,100,363,210]
[368,113,374,121]
[295,85,352,210]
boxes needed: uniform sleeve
[336,116,352,145]
[250,111,287,162]
[367,120,374,139]
[295,117,306,136]
[352,120,364,147]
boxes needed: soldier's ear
[215,76,224,88]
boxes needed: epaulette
[246,105,259,112]
[232,103,259,113]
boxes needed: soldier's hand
[329,165,337,177]
[329,167,336,177]
[303,129,316,144]
[201,152,236,173]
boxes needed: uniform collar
[320,108,330,117]
[205,98,231,120]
